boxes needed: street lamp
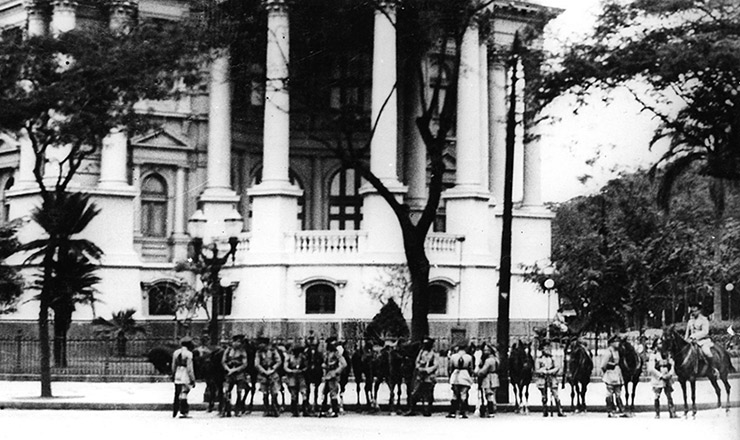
[188,208,243,343]
[542,265,556,340]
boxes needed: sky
[530,0,669,203]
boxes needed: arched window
[146,281,179,316]
[428,284,448,315]
[329,168,362,230]
[305,284,336,314]
[2,176,13,223]
[141,174,168,237]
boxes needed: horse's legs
[630,381,638,412]
[708,375,722,408]
[623,382,630,414]
[679,380,689,417]
[569,383,576,412]
[721,375,731,412]
[523,384,530,414]
[690,380,697,418]
[581,381,589,412]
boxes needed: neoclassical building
[0,0,559,340]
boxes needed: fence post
[15,330,22,374]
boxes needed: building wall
[0,0,560,341]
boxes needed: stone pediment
[131,129,189,149]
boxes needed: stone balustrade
[425,233,465,254]
[291,231,367,254]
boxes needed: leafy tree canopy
[538,0,740,196]
[0,219,24,314]
[364,298,410,342]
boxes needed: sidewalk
[1,377,739,412]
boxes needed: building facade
[0,0,559,340]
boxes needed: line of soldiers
[218,334,347,418]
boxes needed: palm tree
[20,191,103,370]
[92,309,147,357]
[0,219,24,314]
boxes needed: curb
[1,401,738,413]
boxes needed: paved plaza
[0,409,737,440]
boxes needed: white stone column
[205,50,234,195]
[489,60,507,205]
[443,17,490,258]
[51,0,76,35]
[174,167,186,235]
[370,0,399,185]
[132,164,142,237]
[362,0,406,255]
[198,48,242,243]
[99,128,128,188]
[262,0,291,187]
[404,65,427,220]
[522,123,543,207]
[25,0,47,37]
[250,0,301,253]
[455,19,481,190]
[479,38,490,193]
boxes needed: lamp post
[188,208,243,343]
[543,265,555,339]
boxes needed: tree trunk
[407,244,431,342]
[53,316,69,368]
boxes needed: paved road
[0,409,737,440]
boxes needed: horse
[616,337,643,413]
[562,339,593,413]
[508,340,534,414]
[662,326,735,417]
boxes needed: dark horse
[616,337,643,413]
[508,340,534,413]
[562,339,593,413]
[662,326,735,417]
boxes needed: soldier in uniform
[404,337,438,417]
[172,337,196,418]
[601,335,627,417]
[475,343,500,418]
[220,334,249,417]
[283,344,308,417]
[534,342,565,417]
[319,337,347,418]
[447,343,473,419]
[255,337,283,417]
[685,301,715,362]
[647,338,678,418]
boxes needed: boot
[459,399,468,419]
[487,402,495,418]
[221,399,232,418]
[479,402,487,418]
[302,400,310,417]
[446,399,457,418]
[423,400,432,417]
[291,397,299,417]
[606,396,614,418]
[615,396,628,417]
[179,399,191,418]
[555,398,566,417]
[654,399,661,419]
[172,390,179,418]
[330,399,340,418]
[667,395,678,418]
[542,397,549,417]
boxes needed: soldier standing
[256,337,283,417]
[221,334,249,417]
[648,338,678,418]
[172,337,196,418]
[475,343,500,418]
[601,335,627,418]
[404,337,438,417]
[447,343,473,419]
[283,345,308,417]
[534,342,565,417]
[319,338,347,418]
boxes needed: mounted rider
[685,301,714,362]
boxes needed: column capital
[24,0,49,13]
[264,0,288,15]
